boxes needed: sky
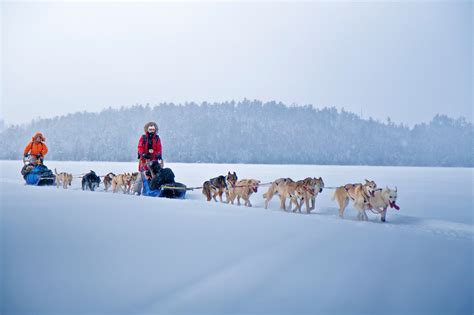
[1,0,472,126]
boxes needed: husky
[202,172,238,202]
[112,173,132,193]
[103,172,115,192]
[130,172,143,195]
[127,172,140,194]
[228,179,260,207]
[82,170,101,191]
[263,178,312,212]
[263,178,293,210]
[298,177,325,212]
[332,179,377,220]
[54,168,73,189]
[368,186,400,222]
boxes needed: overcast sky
[1,1,472,126]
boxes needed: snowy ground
[1,160,472,314]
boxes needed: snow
[1,160,473,314]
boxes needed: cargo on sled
[21,157,55,186]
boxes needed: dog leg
[381,207,387,222]
[338,197,348,218]
[296,198,302,213]
[280,195,287,211]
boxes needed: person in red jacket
[138,122,163,171]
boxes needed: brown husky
[290,181,316,213]
[202,172,238,202]
[263,178,311,212]
[54,168,73,189]
[103,172,115,192]
[112,173,132,194]
[228,179,261,207]
[332,179,377,220]
[298,177,325,213]
[263,178,293,210]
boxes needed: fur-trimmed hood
[143,122,158,133]
[32,132,45,142]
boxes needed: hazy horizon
[0,100,471,128]
[1,1,472,126]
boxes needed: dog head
[247,179,260,193]
[226,171,238,188]
[296,184,314,198]
[123,173,132,184]
[384,186,400,210]
[130,172,139,182]
[313,177,324,193]
[364,179,377,197]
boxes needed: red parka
[138,122,162,171]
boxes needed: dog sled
[21,158,55,186]
[141,172,187,199]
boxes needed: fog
[1,1,472,126]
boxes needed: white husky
[368,186,400,222]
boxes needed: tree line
[1,100,472,167]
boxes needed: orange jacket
[24,132,48,157]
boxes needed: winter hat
[32,132,45,142]
[143,122,158,133]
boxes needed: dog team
[53,170,141,195]
[202,172,399,222]
[52,167,399,222]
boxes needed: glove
[142,153,151,160]
[24,154,29,158]
[36,154,42,158]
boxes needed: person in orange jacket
[24,132,48,164]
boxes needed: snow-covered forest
[1,100,472,166]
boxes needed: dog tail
[202,181,212,201]
[54,168,58,175]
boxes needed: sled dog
[202,172,238,202]
[82,170,101,191]
[298,177,325,212]
[263,178,293,210]
[54,168,73,189]
[112,173,132,193]
[332,179,377,220]
[263,178,312,212]
[103,172,115,192]
[132,173,144,196]
[127,172,140,194]
[368,186,399,222]
[228,179,260,207]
